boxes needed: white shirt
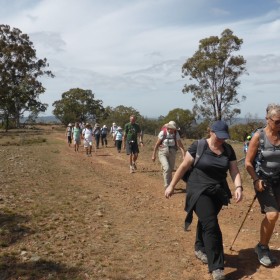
[158,130,180,147]
[82,128,93,141]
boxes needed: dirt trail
[0,130,279,279]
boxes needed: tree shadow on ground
[0,212,33,247]
[0,254,81,280]
[225,248,280,279]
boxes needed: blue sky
[1,0,280,119]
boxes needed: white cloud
[2,0,280,118]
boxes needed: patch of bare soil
[0,129,279,280]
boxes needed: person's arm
[229,161,243,202]
[165,152,194,198]
[122,128,127,149]
[176,139,186,159]
[245,132,265,192]
[152,138,162,161]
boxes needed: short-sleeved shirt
[82,128,93,141]
[184,140,236,229]
[188,140,236,184]
[124,123,141,142]
[72,127,81,139]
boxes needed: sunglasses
[269,117,280,125]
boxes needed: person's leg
[158,148,171,188]
[194,194,224,272]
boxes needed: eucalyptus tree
[182,29,247,121]
[0,24,54,129]
[52,88,105,126]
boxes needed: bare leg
[260,212,279,245]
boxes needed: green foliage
[182,29,247,122]
[230,121,265,142]
[160,108,196,137]
[99,105,141,128]
[0,24,54,130]
[52,88,105,126]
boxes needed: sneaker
[132,162,137,170]
[255,243,274,267]
[130,166,135,174]
[211,269,225,280]
[195,250,208,264]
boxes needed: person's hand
[165,185,174,198]
[254,179,265,192]
[234,187,243,202]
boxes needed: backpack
[160,126,177,147]
[181,139,206,182]
[182,139,232,182]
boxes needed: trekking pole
[229,194,257,251]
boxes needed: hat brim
[166,124,177,130]
[215,131,230,139]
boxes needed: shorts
[256,179,280,213]
[126,140,139,155]
[74,138,81,145]
[84,139,93,148]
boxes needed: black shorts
[256,179,280,213]
[126,140,139,155]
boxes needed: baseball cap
[211,120,230,139]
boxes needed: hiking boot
[211,269,225,280]
[194,250,208,264]
[255,243,276,267]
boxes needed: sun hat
[168,121,177,128]
[166,122,176,130]
[85,123,90,126]
[103,125,107,128]
[211,120,230,139]
[68,123,72,126]
[117,126,122,130]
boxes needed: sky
[1,0,280,119]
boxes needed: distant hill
[21,115,61,123]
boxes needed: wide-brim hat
[68,123,72,126]
[168,121,177,128]
[117,126,122,130]
[211,120,230,139]
[166,123,176,130]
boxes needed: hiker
[82,123,93,156]
[152,121,185,188]
[101,125,108,147]
[245,103,280,267]
[110,122,118,146]
[243,135,252,154]
[165,120,243,280]
[93,123,101,149]
[114,126,123,153]
[72,122,82,152]
[65,123,73,147]
[123,115,143,173]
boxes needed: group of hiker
[65,115,143,173]
[64,104,280,280]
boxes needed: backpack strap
[193,138,207,167]
[160,127,177,147]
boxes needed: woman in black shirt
[165,120,243,280]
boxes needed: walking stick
[229,194,257,251]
